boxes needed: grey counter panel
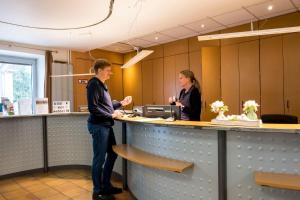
[126,123,219,200]
[227,131,300,200]
[0,117,43,176]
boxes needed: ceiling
[0,0,299,53]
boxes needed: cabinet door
[153,58,164,105]
[239,40,261,116]
[164,56,176,104]
[260,36,284,115]
[221,45,239,115]
[283,33,300,121]
[175,53,189,96]
[201,47,221,121]
[107,64,123,101]
[72,58,93,111]
[142,60,153,105]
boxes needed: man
[87,59,132,200]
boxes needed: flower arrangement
[243,100,259,120]
[210,100,228,113]
[210,100,228,120]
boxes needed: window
[0,55,37,103]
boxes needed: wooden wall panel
[189,51,202,88]
[260,36,284,115]
[164,39,188,56]
[123,53,142,108]
[221,45,240,115]
[175,53,189,96]
[239,40,261,116]
[107,64,123,101]
[163,56,176,104]
[201,47,221,121]
[152,58,164,105]
[283,33,300,120]
[141,60,153,105]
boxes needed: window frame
[0,54,38,102]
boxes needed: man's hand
[121,96,132,106]
[112,110,123,119]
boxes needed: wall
[71,49,124,112]
[122,11,300,121]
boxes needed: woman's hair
[180,70,201,92]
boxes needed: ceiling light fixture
[268,5,273,11]
[201,24,205,28]
[198,25,300,41]
[155,36,159,40]
[121,48,154,69]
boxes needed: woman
[169,70,201,121]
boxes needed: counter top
[0,112,89,119]
[116,116,300,134]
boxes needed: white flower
[210,100,228,113]
[243,100,259,113]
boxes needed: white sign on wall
[53,101,70,113]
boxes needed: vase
[216,111,226,120]
[246,111,257,120]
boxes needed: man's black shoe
[101,186,123,195]
[92,192,115,200]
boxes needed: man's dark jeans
[88,123,118,194]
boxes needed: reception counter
[1,114,300,200]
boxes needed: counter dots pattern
[227,131,300,200]
[126,124,219,200]
[47,115,93,166]
[47,117,123,175]
[0,117,43,175]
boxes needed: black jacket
[86,77,121,126]
[178,86,201,121]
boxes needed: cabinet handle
[287,100,290,110]
[241,100,244,107]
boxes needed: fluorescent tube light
[198,26,300,41]
[50,73,94,78]
[121,50,154,68]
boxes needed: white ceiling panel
[185,18,225,33]
[140,32,174,44]
[246,0,296,19]
[213,9,256,26]
[125,38,153,48]
[160,26,197,39]
[101,43,132,53]
[291,0,300,8]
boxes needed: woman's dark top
[178,85,201,121]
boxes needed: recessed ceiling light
[155,36,159,40]
[268,5,273,11]
[201,24,205,28]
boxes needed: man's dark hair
[93,59,111,74]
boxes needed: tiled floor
[0,169,134,200]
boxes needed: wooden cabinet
[239,40,261,116]
[260,36,284,115]
[221,44,240,115]
[201,47,221,121]
[283,33,300,120]
[152,58,164,105]
[71,54,93,112]
[163,56,176,104]
[141,58,164,105]
[175,53,189,95]
[123,53,142,107]
[106,64,123,101]
[141,60,153,105]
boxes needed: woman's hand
[121,96,132,106]
[175,101,183,107]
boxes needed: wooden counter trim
[255,171,300,191]
[112,144,193,173]
[116,117,300,133]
